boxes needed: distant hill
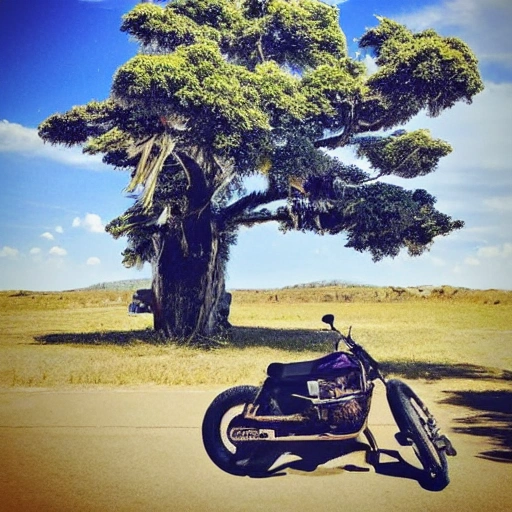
[81,278,503,294]
[83,278,151,291]
[283,279,367,289]
[83,278,366,292]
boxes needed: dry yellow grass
[0,287,511,389]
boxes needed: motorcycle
[202,314,456,489]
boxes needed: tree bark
[151,209,228,342]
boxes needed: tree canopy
[38,0,483,339]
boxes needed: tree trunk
[151,211,229,343]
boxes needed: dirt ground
[0,380,511,512]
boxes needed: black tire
[386,379,449,489]
[202,385,279,476]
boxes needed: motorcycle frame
[228,355,380,453]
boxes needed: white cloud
[362,54,378,76]
[40,232,55,240]
[0,120,106,170]
[49,246,67,257]
[86,256,101,266]
[395,0,512,70]
[72,213,105,233]
[30,247,41,255]
[0,246,19,258]
[83,213,105,233]
[55,225,64,234]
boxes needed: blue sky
[0,0,511,291]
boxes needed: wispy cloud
[477,242,512,259]
[0,120,107,170]
[456,242,512,276]
[23,201,79,215]
[405,82,512,174]
[394,0,512,70]
[86,256,101,266]
[483,196,512,212]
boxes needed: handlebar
[347,335,383,381]
[322,314,383,382]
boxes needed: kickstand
[363,427,380,466]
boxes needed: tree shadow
[33,325,335,350]
[231,326,511,382]
[382,361,511,382]
[228,326,336,352]
[441,390,512,463]
[34,329,163,346]
[35,326,511,385]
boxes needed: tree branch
[313,98,358,149]
[236,208,290,227]
[256,37,266,64]
[314,130,351,149]
[222,188,286,227]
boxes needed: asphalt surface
[1,383,511,512]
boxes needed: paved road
[1,384,511,512]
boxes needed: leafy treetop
[39,0,483,265]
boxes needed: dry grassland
[0,286,511,389]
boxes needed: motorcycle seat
[267,351,359,381]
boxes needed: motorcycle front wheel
[202,385,279,476]
[386,379,449,489]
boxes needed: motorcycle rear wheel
[386,379,449,489]
[202,385,279,476]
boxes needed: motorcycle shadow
[253,441,437,490]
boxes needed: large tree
[39,0,483,342]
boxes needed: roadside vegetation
[0,286,511,389]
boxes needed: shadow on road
[253,441,445,491]
[441,390,512,463]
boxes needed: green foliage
[121,2,219,52]
[290,172,463,261]
[340,184,463,260]
[38,0,484,279]
[360,17,484,126]
[112,43,273,152]
[83,127,131,156]
[355,130,452,179]
[261,0,347,68]
[38,100,117,146]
